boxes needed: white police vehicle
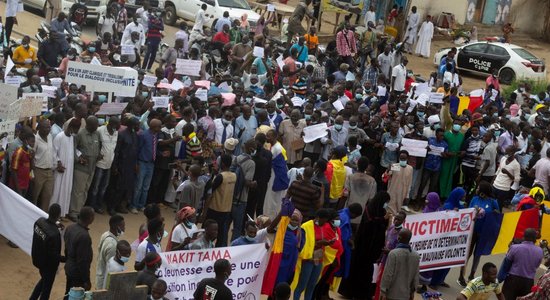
[433,42,546,84]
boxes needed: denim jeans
[131,161,155,210]
[293,260,323,300]
[230,202,247,242]
[88,167,111,210]
[142,39,160,70]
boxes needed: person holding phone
[167,206,199,251]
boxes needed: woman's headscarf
[423,192,441,213]
[240,14,249,28]
[510,104,519,117]
[443,187,466,210]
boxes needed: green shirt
[74,128,101,174]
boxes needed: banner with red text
[403,208,475,271]
[158,244,269,300]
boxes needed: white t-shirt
[171,223,200,244]
[135,239,162,263]
[104,257,126,288]
[98,15,116,36]
[95,125,118,169]
[391,64,407,92]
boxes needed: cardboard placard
[96,103,128,115]
[175,59,202,76]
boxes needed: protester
[457,262,505,300]
[95,215,125,289]
[194,259,233,300]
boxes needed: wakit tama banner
[403,208,475,271]
[65,61,138,96]
[158,244,269,300]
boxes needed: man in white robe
[403,6,419,54]
[415,15,434,58]
[50,119,80,217]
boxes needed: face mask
[399,160,407,167]
[459,200,466,207]
[288,224,299,231]
[117,228,124,237]
[316,94,321,100]
[417,111,425,118]
[277,104,284,109]
[355,93,363,100]
[524,113,531,119]
[250,149,257,156]
[141,91,149,97]
[282,85,289,89]
[397,108,404,114]
[88,47,96,53]
[505,114,511,119]
[407,123,414,129]
[98,95,107,102]
[334,124,343,131]
[332,220,341,227]
[394,224,403,230]
[245,235,256,242]
[383,202,389,209]
[452,124,461,132]
[120,256,130,263]
[68,55,75,60]
[493,112,498,118]
[304,114,311,120]
[222,119,231,125]
[349,125,357,130]
[245,97,252,103]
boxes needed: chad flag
[456,89,484,115]
[475,204,550,256]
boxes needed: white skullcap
[428,115,440,125]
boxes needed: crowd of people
[1,0,550,299]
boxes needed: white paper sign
[401,138,428,157]
[195,89,208,101]
[5,76,21,86]
[218,81,230,92]
[121,44,135,55]
[429,92,444,104]
[0,119,17,142]
[4,56,14,80]
[41,85,58,99]
[253,46,265,58]
[416,93,429,106]
[152,96,170,109]
[171,78,185,91]
[0,83,19,120]
[20,93,47,118]
[291,96,305,107]
[50,77,63,88]
[142,75,157,87]
[276,56,285,70]
[303,123,328,143]
[332,100,344,112]
[175,59,202,76]
[490,89,499,101]
[428,145,445,157]
[90,57,102,65]
[267,4,275,11]
[65,61,139,95]
[414,82,431,96]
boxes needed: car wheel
[164,5,177,26]
[499,68,515,84]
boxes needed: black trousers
[30,266,58,300]
[147,168,171,204]
[5,17,15,44]
[502,274,534,300]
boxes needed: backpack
[230,156,250,202]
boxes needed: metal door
[482,0,498,24]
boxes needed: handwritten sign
[171,78,185,91]
[401,138,428,157]
[4,76,22,86]
[0,83,19,120]
[303,123,328,143]
[332,100,344,112]
[195,89,208,101]
[175,59,202,76]
[41,85,58,99]
[429,92,444,104]
[121,44,135,55]
[152,96,170,109]
[142,75,157,87]
[96,103,128,115]
[0,119,17,143]
[20,93,47,118]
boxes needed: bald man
[130,118,161,214]
[68,116,101,221]
[380,228,419,300]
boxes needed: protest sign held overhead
[65,61,139,96]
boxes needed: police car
[433,42,546,84]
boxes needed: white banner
[158,244,269,300]
[65,61,138,95]
[403,208,475,271]
[0,183,48,256]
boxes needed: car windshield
[218,0,250,9]
[512,48,538,60]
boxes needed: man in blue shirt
[215,11,231,33]
[415,128,448,201]
[130,119,161,214]
[290,37,309,64]
[234,105,257,155]
[231,221,258,246]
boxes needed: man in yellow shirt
[12,35,37,69]
[303,26,318,54]
[457,262,505,300]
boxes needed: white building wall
[409,0,469,24]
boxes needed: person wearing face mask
[50,119,81,218]
[80,42,102,61]
[194,259,233,300]
[167,206,199,251]
[460,125,482,199]
[321,116,348,160]
[135,217,165,271]
[37,31,64,76]
[415,128,449,203]
[95,215,126,289]
[439,119,465,198]
[50,12,75,53]
[12,35,37,69]
[386,150,413,214]
[380,121,402,170]
[213,110,235,154]
[231,221,260,246]
[58,47,80,76]
[346,116,367,145]
[266,100,284,132]
[476,131,498,184]
[423,115,440,139]
[331,203,362,289]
